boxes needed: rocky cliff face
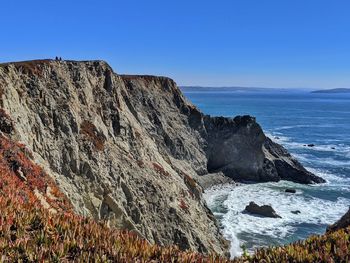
[0,60,324,255]
[203,115,325,184]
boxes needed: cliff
[0,59,324,255]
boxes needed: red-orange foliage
[0,134,72,212]
[0,136,232,262]
[0,124,348,262]
[152,162,171,177]
[80,120,106,151]
[136,160,145,168]
[179,198,189,211]
[11,60,51,76]
[183,172,197,189]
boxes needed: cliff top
[0,59,174,82]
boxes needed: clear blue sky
[1,0,350,88]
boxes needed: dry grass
[11,60,51,76]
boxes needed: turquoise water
[181,87,350,256]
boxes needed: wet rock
[244,202,282,218]
[285,188,296,193]
[291,210,301,214]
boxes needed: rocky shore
[0,59,324,255]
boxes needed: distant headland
[312,88,350,93]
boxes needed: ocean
[181,87,350,257]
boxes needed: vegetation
[237,227,350,263]
[182,172,201,200]
[5,60,52,76]
[1,133,350,262]
[152,162,171,177]
[0,134,230,262]
[80,120,106,151]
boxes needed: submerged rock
[244,202,282,218]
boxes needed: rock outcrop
[0,59,324,255]
[204,115,325,184]
[285,188,296,193]
[244,202,282,218]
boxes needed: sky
[1,0,350,89]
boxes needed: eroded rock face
[0,60,228,255]
[0,59,324,255]
[202,115,325,184]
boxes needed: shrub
[235,226,350,263]
[1,132,350,262]
[0,138,232,262]
[0,134,72,212]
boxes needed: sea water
[181,87,350,257]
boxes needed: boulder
[244,202,281,218]
[291,210,301,214]
[285,188,296,193]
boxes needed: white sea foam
[272,136,349,153]
[273,124,335,131]
[306,167,350,186]
[266,132,350,166]
[296,154,350,167]
[204,181,350,258]
[210,130,350,258]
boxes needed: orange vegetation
[80,120,106,151]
